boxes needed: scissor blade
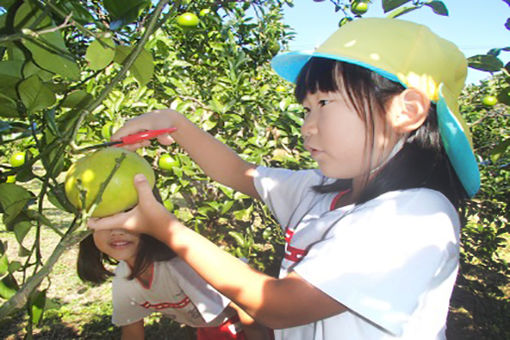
[76,140,122,152]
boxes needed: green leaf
[104,0,151,30]
[382,0,412,12]
[220,200,234,214]
[425,1,448,16]
[0,60,22,99]
[113,45,154,86]
[0,254,8,276]
[228,231,246,248]
[490,138,510,163]
[22,61,54,82]
[0,183,34,226]
[468,54,504,72]
[14,221,32,244]
[61,90,92,109]
[496,87,510,105]
[0,93,19,118]
[13,2,52,29]
[8,261,21,273]
[29,289,47,326]
[85,37,116,71]
[0,274,19,299]
[23,32,80,80]
[18,75,56,113]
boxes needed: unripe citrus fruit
[351,1,368,15]
[176,12,199,27]
[6,175,16,183]
[482,95,497,106]
[158,154,178,171]
[10,151,26,167]
[64,148,155,217]
[199,8,211,17]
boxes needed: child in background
[78,210,270,339]
[89,18,480,339]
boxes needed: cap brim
[437,85,480,197]
[271,51,314,83]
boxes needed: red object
[114,127,177,146]
[196,315,246,340]
[78,128,178,152]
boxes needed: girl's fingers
[157,134,175,145]
[87,211,130,230]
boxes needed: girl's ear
[387,88,430,133]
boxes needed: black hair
[295,57,468,209]
[77,189,177,284]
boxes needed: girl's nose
[110,229,125,235]
[301,111,317,137]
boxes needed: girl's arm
[112,109,260,199]
[89,175,346,329]
[121,320,144,340]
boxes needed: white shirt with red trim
[112,257,231,327]
[254,166,460,340]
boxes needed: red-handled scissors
[78,127,177,152]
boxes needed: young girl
[88,18,480,339]
[78,222,269,339]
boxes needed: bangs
[295,57,341,103]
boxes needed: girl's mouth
[305,145,322,158]
[109,240,132,248]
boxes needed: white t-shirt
[253,166,460,340]
[112,257,232,327]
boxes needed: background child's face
[301,89,394,180]
[93,229,140,265]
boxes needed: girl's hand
[88,174,175,238]
[112,109,182,151]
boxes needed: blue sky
[282,0,510,84]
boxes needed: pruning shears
[78,127,177,152]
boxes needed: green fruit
[10,151,26,167]
[351,1,368,15]
[176,12,199,27]
[6,175,16,183]
[275,85,286,92]
[158,154,178,170]
[64,148,155,217]
[199,8,211,17]
[482,95,498,106]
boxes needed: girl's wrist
[153,211,183,247]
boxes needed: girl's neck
[126,258,154,289]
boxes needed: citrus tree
[0,0,298,334]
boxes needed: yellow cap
[272,18,480,197]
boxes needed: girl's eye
[318,99,329,107]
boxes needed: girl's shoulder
[352,188,460,231]
[255,165,325,184]
[368,188,456,213]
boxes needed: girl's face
[93,229,140,266]
[301,89,394,180]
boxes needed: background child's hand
[112,109,182,151]
[88,174,175,238]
